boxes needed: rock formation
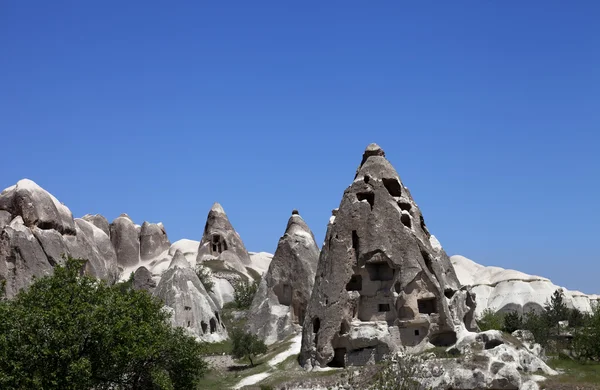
[196,202,252,274]
[153,250,227,341]
[451,255,600,316]
[82,214,111,237]
[246,211,319,344]
[132,266,157,292]
[300,144,477,369]
[110,214,140,269]
[140,221,170,261]
[0,180,118,298]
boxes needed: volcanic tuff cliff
[246,210,320,345]
[299,144,477,369]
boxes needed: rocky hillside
[452,254,600,316]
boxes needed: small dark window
[417,298,437,314]
[379,303,390,312]
[346,274,362,291]
[184,306,191,311]
[210,318,217,333]
[414,329,420,336]
[187,321,191,327]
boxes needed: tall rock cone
[299,144,477,369]
[153,250,227,342]
[246,211,319,345]
[196,202,251,274]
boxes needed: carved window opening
[211,234,228,255]
[401,214,412,229]
[210,318,217,333]
[417,298,437,315]
[382,178,402,197]
[356,192,374,210]
[346,274,362,291]
[328,348,347,368]
[366,262,394,281]
[201,321,208,333]
[378,303,390,312]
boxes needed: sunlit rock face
[246,211,319,345]
[0,180,118,298]
[153,250,227,342]
[451,255,600,316]
[300,144,477,369]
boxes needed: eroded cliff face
[246,211,319,345]
[300,144,477,369]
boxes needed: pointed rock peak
[360,143,386,166]
[210,202,226,214]
[117,213,133,221]
[168,250,190,269]
[285,212,316,242]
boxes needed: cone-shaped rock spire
[153,250,227,341]
[246,211,319,344]
[300,144,477,369]
[196,202,251,274]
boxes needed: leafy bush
[522,310,551,348]
[195,264,215,293]
[572,305,600,360]
[233,279,259,309]
[230,329,267,366]
[0,257,207,390]
[477,308,504,331]
[371,353,424,390]
[503,311,523,333]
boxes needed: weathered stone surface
[132,266,156,292]
[246,212,319,344]
[110,214,140,269]
[0,211,11,228]
[0,217,53,298]
[153,250,227,341]
[452,254,600,315]
[0,179,76,235]
[196,203,251,274]
[140,221,170,261]
[64,219,119,283]
[82,214,110,237]
[32,227,69,266]
[300,144,477,369]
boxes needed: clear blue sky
[1,2,599,293]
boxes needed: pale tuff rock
[110,214,140,268]
[246,211,319,344]
[140,221,170,261]
[452,255,600,315]
[153,250,227,341]
[0,181,118,298]
[300,144,477,369]
[0,179,76,235]
[196,202,252,275]
[82,214,111,237]
[0,216,53,298]
[132,266,156,293]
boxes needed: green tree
[230,329,267,367]
[572,305,600,360]
[502,311,523,334]
[195,264,214,293]
[545,289,569,329]
[522,310,551,348]
[0,257,207,390]
[477,309,504,331]
[233,279,259,309]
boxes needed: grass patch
[200,340,233,356]
[543,358,600,389]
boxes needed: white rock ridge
[451,255,600,316]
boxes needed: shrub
[195,264,215,293]
[503,311,523,333]
[0,257,207,390]
[522,310,551,348]
[233,279,259,309]
[371,353,424,390]
[477,309,504,331]
[230,329,267,367]
[572,305,600,360]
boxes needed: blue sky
[1,2,598,293]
